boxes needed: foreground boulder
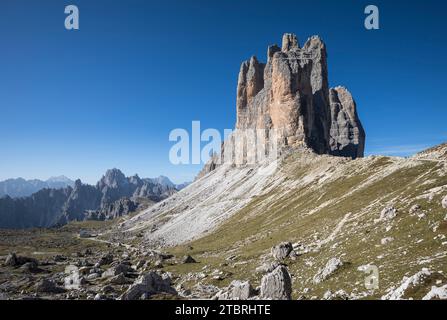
[20,261,39,273]
[271,242,293,261]
[5,253,38,267]
[214,280,255,300]
[260,265,292,300]
[35,279,66,294]
[121,272,177,300]
[423,285,447,300]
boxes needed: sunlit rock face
[235,33,365,157]
[199,33,365,179]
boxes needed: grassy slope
[0,220,115,260]
[164,153,447,299]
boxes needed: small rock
[98,253,113,266]
[182,255,196,264]
[377,206,398,222]
[214,280,255,300]
[102,263,133,278]
[121,272,177,300]
[109,274,133,285]
[78,267,91,275]
[442,196,447,209]
[79,230,92,238]
[102,285,115,294]
[86,273,100,280]
[323,290,349,300]
[313,258,343,284]
[76,259,93,267]
[381,237,394,245]
[19,261,39,273]
[94,293,107,300]
[409,204,421,214]
[36,279,66,294]
[154,260,163,268]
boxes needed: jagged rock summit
[0,169,184,229]
[236,33,365,158]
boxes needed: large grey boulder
[271,242,293,261]
[20,261,39,273]
[35,279,66,294]
[260,265,292,300]
[214,280,255,300]
[5,253,38,267]
[121,272,177,300]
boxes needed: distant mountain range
[0,169,189,229]
[0,176,75,198]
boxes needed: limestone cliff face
[235,33,364,156]
[198,33,365,179]
[329,86,365,158]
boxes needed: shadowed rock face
[329,87,366,158]
[235,33,364,157]
[0,169,181,229]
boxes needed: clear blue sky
[0,0,446,184]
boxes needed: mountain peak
[99,169,127,188]
[0,176,74,198]
[201,33,365,178]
